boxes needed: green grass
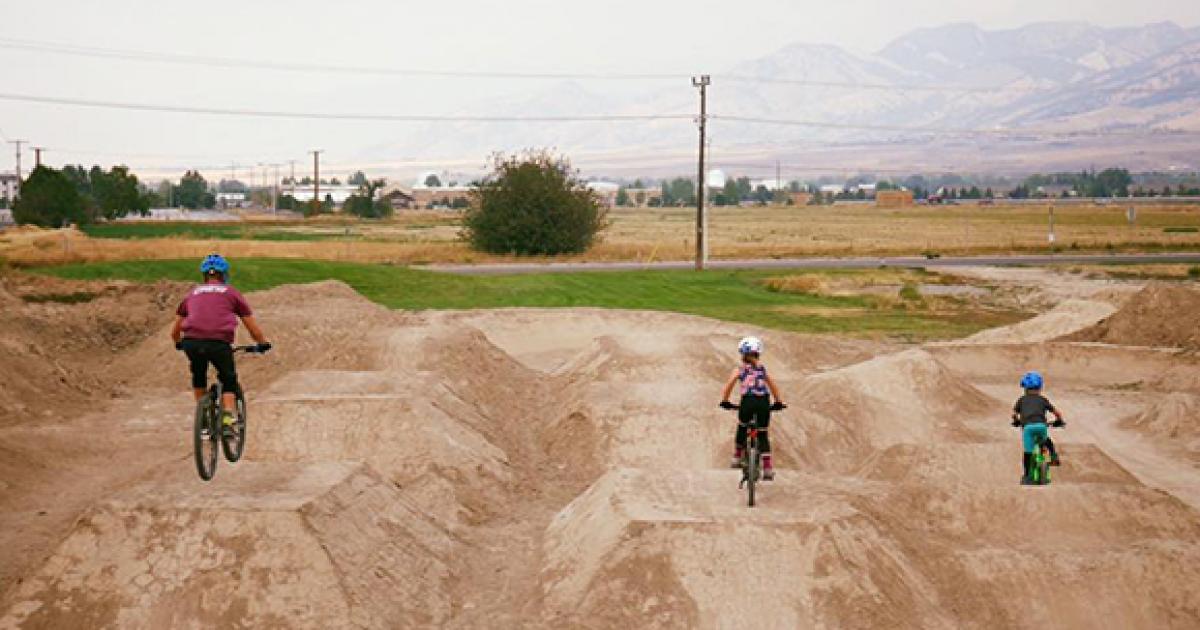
[79,222,341,242]
[33,258,1022,341]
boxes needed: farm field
[3,202,1200,267]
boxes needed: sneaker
[1049,457,1062,467]
[221,413,237,437]
[762,468,775,481]
[1020,477,1033,486]
[729,456,742,469]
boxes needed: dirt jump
[2,274,1200,628]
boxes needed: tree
[348,171,368,187]
[462,150,606,255]
[424,174,442,188]
[668,178,696,206]
[736,177,752,200]
[344,179,394,219]
[329,177,341,186]
[300,176,313,185]
[277,194,298,210]
[177,170,215,209]
[92,166,150,219]
[723,179,740,205]
[12,166,88,227]
[616,187,630,206]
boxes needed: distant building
[751,178,788,191]
[876,190,915,207]
[291,185,359,205]
[586,181,620,207]
[819,184,845,195]
[412,185,472,209]
[1036,184,1077,198]
[624,187,663,208]
[0,173,18,204]
[377,185,416,210]
[216,192,247,209]
[707,169,727,189]
[789,191,814,206]
[853,183,877,198]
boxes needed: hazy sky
[2,0,1198,180]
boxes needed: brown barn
[876,190,915,207]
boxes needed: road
[425,251,1200,275]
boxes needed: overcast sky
[2,0,1198,181]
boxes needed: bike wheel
[747,444,759,508]
[1038,448,1051,485]
[193,390,220,481]
[221,385,247,463]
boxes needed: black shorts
[182,339,239,393]
[738,394,771,429]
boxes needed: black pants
[182,339,239,393]
[736,395,772,453]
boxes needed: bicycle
[193,344,268,481]
[721,401,785,507]
[1015,419,1065,486]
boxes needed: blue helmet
[1020,371,1043,390]
[200,254,230,279]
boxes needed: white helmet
[737,336,763,356]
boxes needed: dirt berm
[1061,282,1200,349]
[3,279,1200,628]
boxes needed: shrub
[12,166,89,227]
[462,151,607,255]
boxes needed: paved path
[426,252,1200,275]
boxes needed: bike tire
[193,389,220,481]
[221,385,247,463]
[747,443,759,508]
[1038,448,1051,486]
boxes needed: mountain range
[383,21,1200,174]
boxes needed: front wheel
[194,390,220,481]
[746,445,759,508]
[221,385,247,463]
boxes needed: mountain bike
[722,401,785,507]
[193,344,268,481]
[1017,420,1065,486]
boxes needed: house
[377,185,416,210]
[852,183,877,198]
[789,192,814,206]
[291,185,360,205]
[876,189,915,207]
[819,184,845,195]
[216,192,247,209]
[1036,184,1077,198]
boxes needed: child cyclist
[171,254,271,434]
[1011,371,1066,485]
[719,336,786,480]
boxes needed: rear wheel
[221,385,247,463]
[193,389,220,481]
[1037,447,1051,485]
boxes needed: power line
[0,92,695,123]
[0,37,682,81]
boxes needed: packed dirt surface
[1062,282,1200,350]
[3,269,1200,628]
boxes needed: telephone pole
[270,163,280,214]
[8,140,27,192]
[288,159,297,198]
[309,150,324,210]
[33,147,45,167]
[692,75,710,271]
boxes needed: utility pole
[692,75,710,271]
[288,159,297,198]
[33,147,45,168]
[8,140,27,192]
[309,150,324,211]
[270,163,280,214]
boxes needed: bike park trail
[3,277,1200,628]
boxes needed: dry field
[2,202,1199,266]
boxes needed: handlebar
[721,402,787,411]
[234,343,272,354]
[1012,419,1066,428]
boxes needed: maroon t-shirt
[176,283,252,344]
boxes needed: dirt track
[2,274,1200,628]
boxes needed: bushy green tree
[177,170,215,209]
[343,179,393,218]
[616,188,630,206]
[462,150,606,255]
[12,166,88,227]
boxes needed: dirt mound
[1121,393,1200,458]
[775,349,994,473]
[0,462,455,629]
[965,299,1115,344]
[542,468,1200,629]
[1063,282,1200,349]
[0,273,184,425]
